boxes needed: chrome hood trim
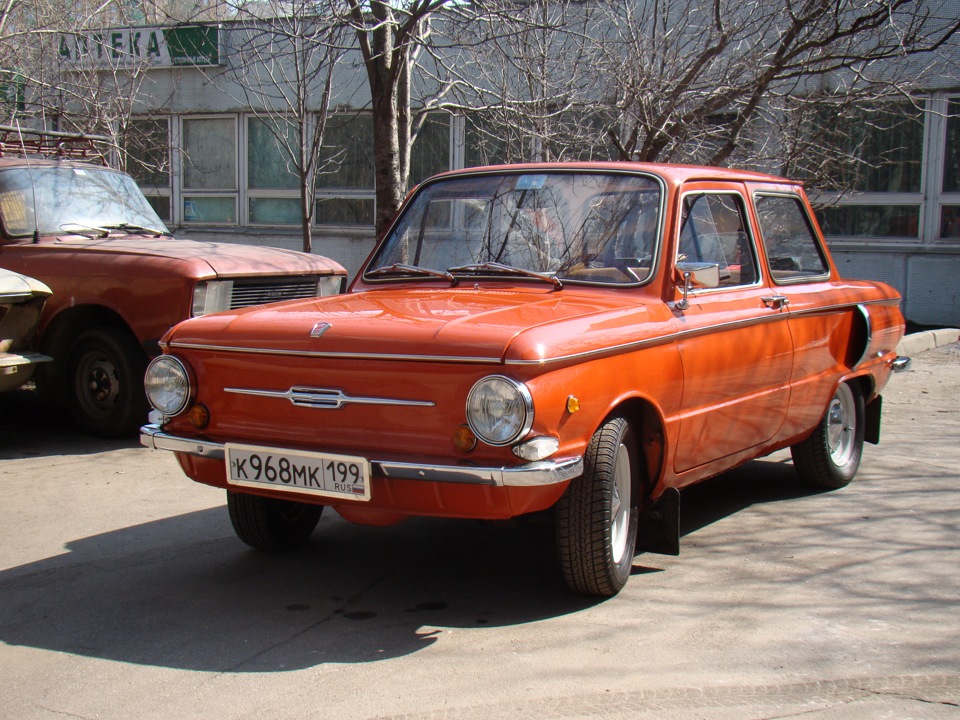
[225,385,435,409]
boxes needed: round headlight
[466,375,533,446]
[144,355,192,416]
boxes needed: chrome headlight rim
[144,355,193,417]
[465,375,534,447]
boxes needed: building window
[812,101,925,243]
[315,113,375,227]
[943,98,960,193]
[247,117,301,225]
[818,204,921,240]
[941,98,960,241]
[182,116,237,224]
[410,113,451,185]
[820,101,924,194]
[124,118,170,222]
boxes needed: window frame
[675,189,763,291]
[180,114,239,226]
[752,191,831,285]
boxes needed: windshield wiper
[59,222,110,238]
[448,262,563,290]
[367,263,458,285]
[100,223,167,237]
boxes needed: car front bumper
[140,424,583,488]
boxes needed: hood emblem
[310,322,332,338]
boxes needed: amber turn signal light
[186,404,210,429]
[452,424,477,452]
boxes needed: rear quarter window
[753,194,829,281]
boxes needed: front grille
[229,278,320,309]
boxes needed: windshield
[368,172,662,285]
[0,165,169,237]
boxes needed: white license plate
[225,443,371,502]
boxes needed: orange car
[142,163,909,597]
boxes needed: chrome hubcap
[826,384,856,466]
[610,443,631,564]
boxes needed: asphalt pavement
[0,335,958,720]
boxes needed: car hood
[44,234,345,278]
[166,286,672,364]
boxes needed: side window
[678,193,758,287]
[754,195,829,280]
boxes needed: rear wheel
[556,416,639,597]
[66,327,148,438]
[791,382,865,489]
[227,491,323,551]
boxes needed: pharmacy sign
[59,25,221,70]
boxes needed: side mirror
[674,261,720,310]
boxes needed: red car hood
[166,286,670,364]
[45,234,345,278]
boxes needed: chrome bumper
[140,424,582,488]
[891,355,911,373]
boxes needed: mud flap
[865,395,882,445]
[635,487,680,556]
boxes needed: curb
[897,328,960,357]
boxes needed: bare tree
[222,1,347,252]
[340,0,456,237]
[594,0,959,172]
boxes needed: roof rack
[0,124,110,164]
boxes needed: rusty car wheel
[66,327,149,438]
[791,382,865,489]
[556,416,639,597]
[227,491,323,551]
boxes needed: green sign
[59,25,221,69]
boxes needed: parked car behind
[142,162,909,596]
[0,125,346,436]
[0,268,52,392]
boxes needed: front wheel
[555,416,639,597]
[791,382,865,489]
[66,327,149,438]
[227,491,323,551]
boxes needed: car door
[749,188,859,435]
[672,184,793,475]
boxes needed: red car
[0,125,346,436]
[142,163,909,596]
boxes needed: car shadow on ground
[0,441,825,673]
[0,387,140,458]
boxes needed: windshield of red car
[368,172,663,285]
[0,165,169,237]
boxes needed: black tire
[66,327,149,438]
[556,416,640,597]
[791,382,865,489]
[227,491,323,551]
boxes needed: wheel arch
[602,396,667,507]
[37,304,147,400]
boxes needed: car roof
[0,156,113,171]
[429,161,801,188]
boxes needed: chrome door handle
[762,295,789,309]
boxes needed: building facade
[51,16,960,326]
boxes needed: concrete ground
[0,338,958,720]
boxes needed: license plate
[225,443,371,502]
